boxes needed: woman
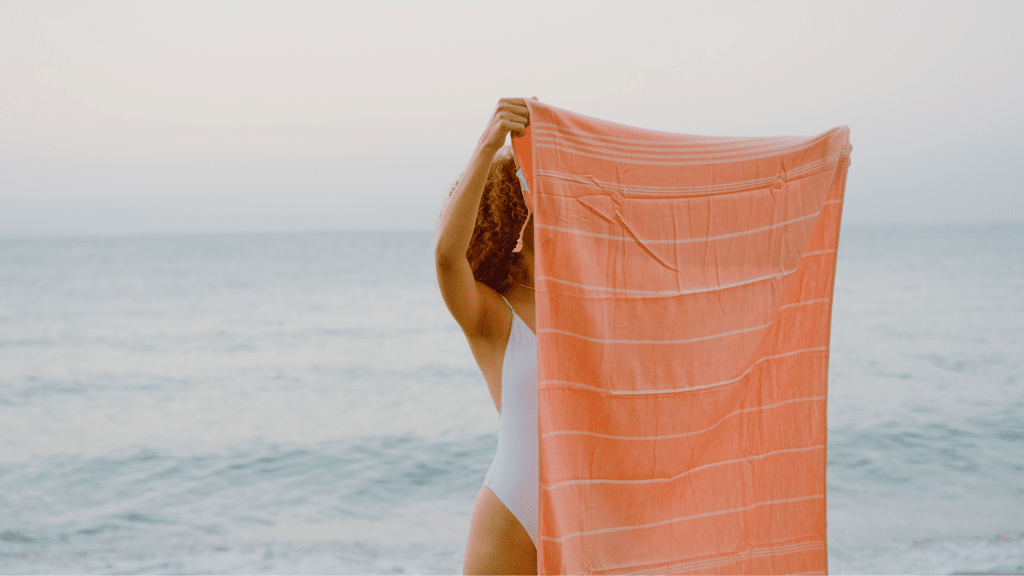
[434,98,538,575]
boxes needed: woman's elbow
[434,235,465,264]
[434,245,462,274]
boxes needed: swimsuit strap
[498,293,520,337]
[498,293,514,311]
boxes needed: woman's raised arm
[435,98,529,340]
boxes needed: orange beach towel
[512,100,851,575]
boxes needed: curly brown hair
[446,147,532,294]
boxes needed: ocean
[0,224,1021,575]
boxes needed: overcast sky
[1,0,1021,236]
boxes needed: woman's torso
[468,289,535,412]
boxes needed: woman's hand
[478,98,530,153]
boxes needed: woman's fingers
[496,98,530,124]
[500,118,527,138]
[497,97,528,109]
[501,104,530,118]
[480,98,531,148]
[498,111,528,129]
[496,99,529,138]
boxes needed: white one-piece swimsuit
[482,295,539,547]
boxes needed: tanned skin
[435,98,537,575]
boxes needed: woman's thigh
[463,486,537,575]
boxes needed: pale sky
[1,0,1021,236]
